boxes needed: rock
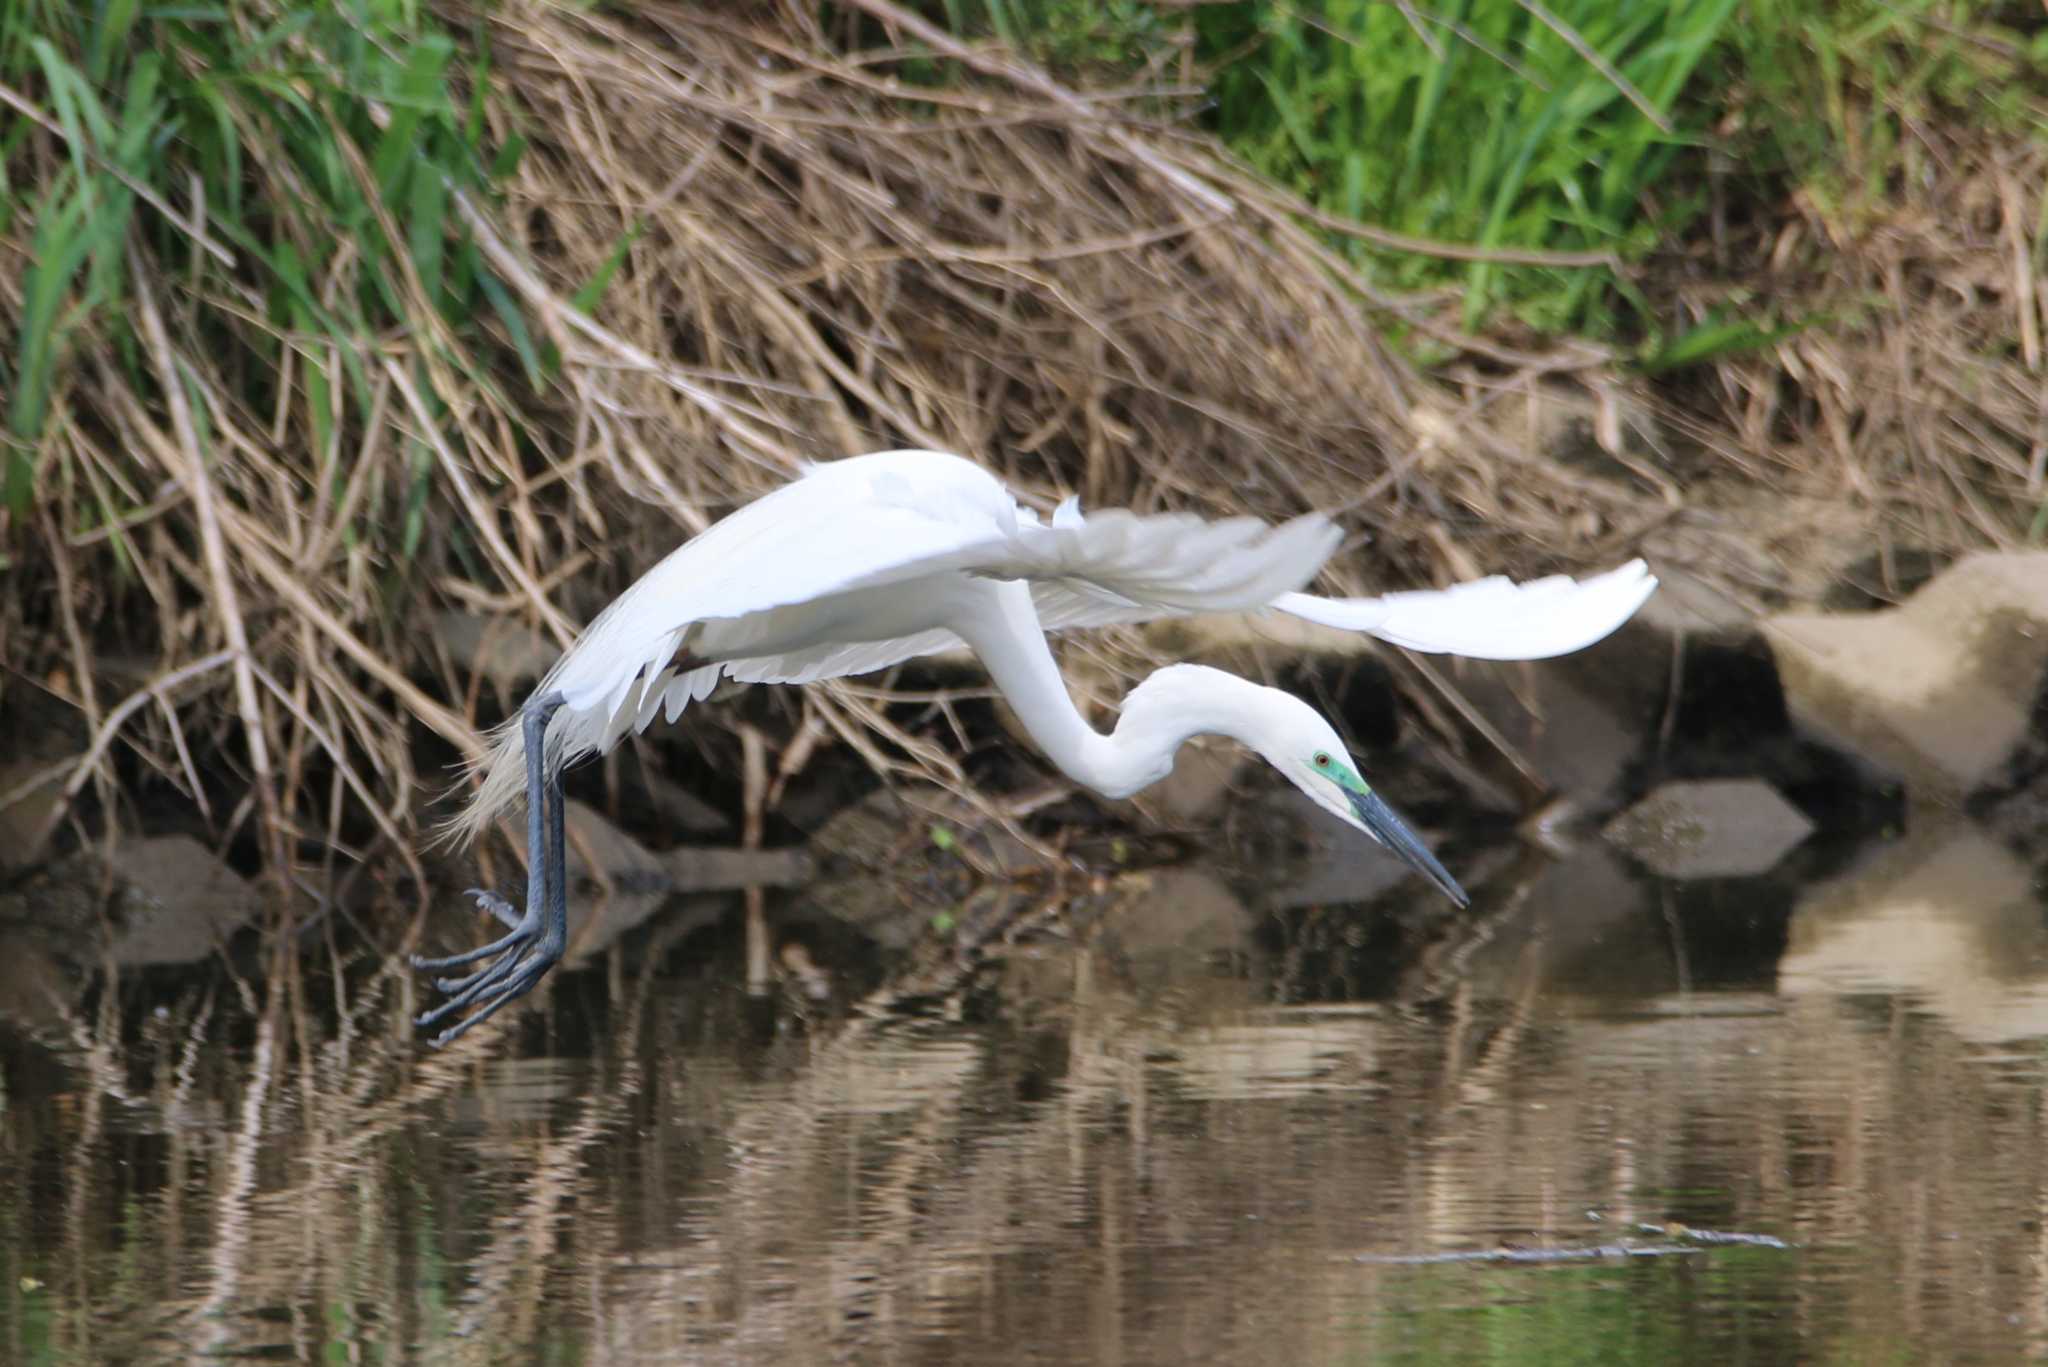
[0,759,68,874]
[1763,551,2048,793]
[1629,564,1757,638]
[1245,788,1444,910]
[1431,640,1664,813]
[1603,779,1815,879]
[1103,867,1254,985]
[460,801,813,964]
[434,610,557,695]
[0,690,91,873]
[0,934,72,1031]
[636,768,734,835]
[62,835,262,966]
[559,800,811,892]
[1123,740,1248,826]
[807,786,1041,878]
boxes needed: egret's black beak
[1348,788,1469,907]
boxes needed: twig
[128,245,288,879]
[30,650,237,855]
[386,359,579,647]
[0,79,237,266]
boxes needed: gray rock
[511,801,811,962]
[1433,648,1662,814]
[0,759,69,874]
[1117,740,1248,827]
[1105,867,1254,985]
[1780,820,2048,1044]
[807,785,1041,877]
[1764,551,2048,794]
[101,835,262,966]
[1603,779,1815,879]
[1249,788,1443,910]
[558,799,811,892]
[434,610,557,695]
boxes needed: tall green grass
[928,0,1178,73]
[1193,0,1740,336]
[1729,0,2045,227]
[2,0,512,532]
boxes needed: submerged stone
[1603,779,1814,879]
[558,799,809,893]
[434,610,557,695]
[0,759,67,874]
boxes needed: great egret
[414,449,1655,1043]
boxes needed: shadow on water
[4,813,2048,1364]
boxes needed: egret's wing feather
[450,451,1021,845]
[719,628,967,687]
[1001,507,1343,615]
[545,452,1020,715]
[1032,545,1657,662]
[1030,579,1162,631]
[1273,559,1657,660]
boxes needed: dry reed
[16,0,2013,885]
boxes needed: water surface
[4,817,2046,1363]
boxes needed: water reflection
[4,821,2047,1362]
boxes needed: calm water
[4,816,2047,1363]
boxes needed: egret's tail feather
[432,666,725,849]
[432,712,532,850]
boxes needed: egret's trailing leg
[412,691,568,1045]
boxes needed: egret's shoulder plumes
[416,448,1654,1043]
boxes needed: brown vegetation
[3,0,2037,881]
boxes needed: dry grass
[15,0,2033,890]
[4,0,1671,882]
[1664,119,2048,600]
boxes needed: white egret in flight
[415,449,1654,1043]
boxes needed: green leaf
[570,222,642,314]
[1635,314,1812,374]
[478,271,543,391]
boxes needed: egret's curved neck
[947,581,1261,799]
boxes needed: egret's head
[1114,665,1467,906]
[1241,686,1469,908]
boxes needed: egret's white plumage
[417,448,1655,1044]
[449,449,1654,844]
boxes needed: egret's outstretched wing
[546,452,1020,718]
[452,452,1342,842]
[1027,502,1655,659]
[1271,559,1657,660]
[1000,499,1342,615]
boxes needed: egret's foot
[472,888,523,930]
[411,890,562,1047]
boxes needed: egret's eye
[1313,751,1332,769]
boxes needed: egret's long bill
[1344,787,1468,908]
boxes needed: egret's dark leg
[545,747,566,950]
[412,690,568,1045]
